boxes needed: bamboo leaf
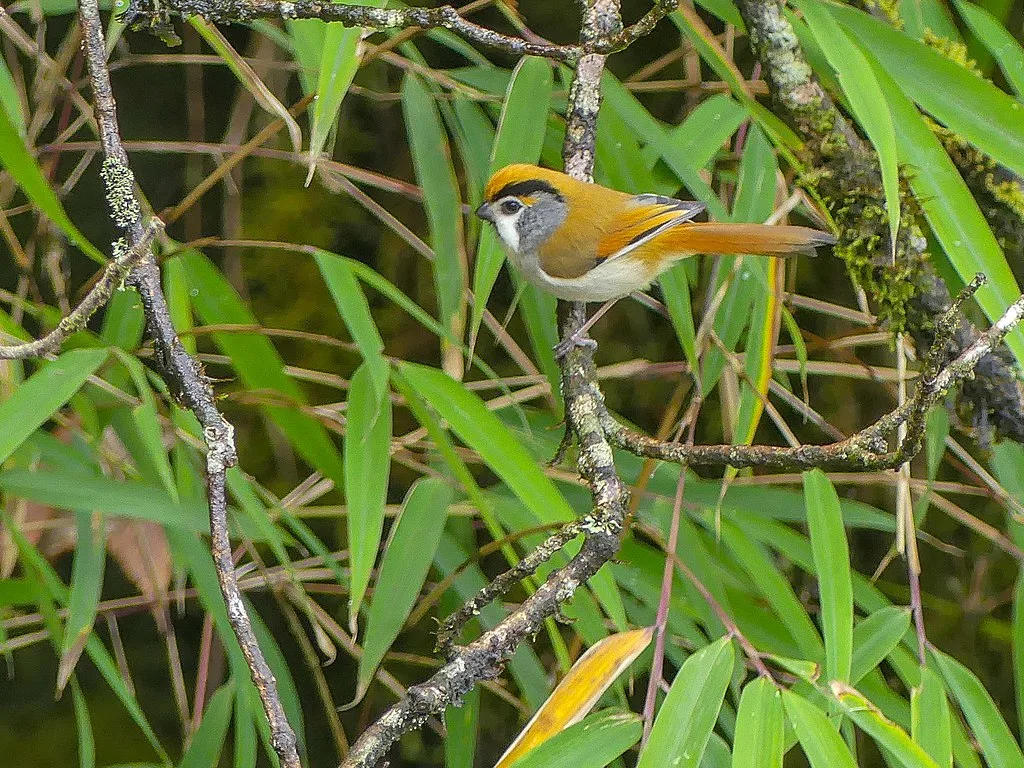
[355,478,451,701]
[57,512,107,694]
[506,710,642,768]
[803,469,853,684]
[637,636,735,768]
[0,348,107,465]
[932,648,1024,768]
[796,0,900,256]
[178,683,234,768]
[173,249,347,488]
[496,628,652,767]
[831,2,1024,178]
[345,362,393,631]
[0,102,104,264]
[469,56,553,346]
[307,3,385,175]
[832,682,940,768]
[912,667,954,768]
[783,689,858,768]
[850,606,911,684]
[314,249,389,401]
[402,74,468,347]
[732,678,784,768]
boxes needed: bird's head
[476,164,569,254]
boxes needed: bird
[476,163,836,357]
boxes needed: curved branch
[0,219,163,360]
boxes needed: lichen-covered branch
[121,0,673,63]
[737,0,1024,444]
[605,275,1024,471]
[338,3,629,766]
[0,219,163,360]
[76,2,300,766]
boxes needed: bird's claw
[553,334,597,360]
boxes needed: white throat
[493,213,522,253]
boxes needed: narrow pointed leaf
[637,636,735,768]
[831,682,940,768]
[0,348,107,465]
[507,710,642,768]
[783,689,858,768]
[912,667,953,768]
[496,628,652,767]
[355,479,451,700]
[732,678,784,768]
[469,56,552,345]
[850,606,911,684]
[804,469,853,684]
[345,362,393,631]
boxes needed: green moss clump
[922,29,983,76]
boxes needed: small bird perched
[476,164,836,355]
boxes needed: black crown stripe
[489,179,562,202]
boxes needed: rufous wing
[595,195,707,263]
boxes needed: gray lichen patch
[100,157,142,230]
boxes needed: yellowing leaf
[495,627,653,768]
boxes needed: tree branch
[736,0,1024,444]
[75,2,301,766]
[603,276,1024,471]
[338,2,630,766]
[0,218,162,360]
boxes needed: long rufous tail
[664,223,836,258]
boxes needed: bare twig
[0,218,162,359]
[73,1,301,765]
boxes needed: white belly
[509,251,652,302]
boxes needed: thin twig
[0,218,162,359]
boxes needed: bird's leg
[553,299,618,359]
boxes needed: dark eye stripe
[489,179,561,202]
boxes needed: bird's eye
[499,198,523,215]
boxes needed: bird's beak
[475,202,494,223]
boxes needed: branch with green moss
[736,0,1024,444]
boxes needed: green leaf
[720,519,823,660]
[356,478,451,699]
[70,681,96,768]
[850,606,911,684]
[866,56,1024,366]
[932,648,1024,768]
[803,469,853,684]
[833,683,940,768]
[57,511,107,694]
[445,686,480,768]
[0,469,262,537]
[307,2,385,173]
[912,667,953,768]
[178,683,234,768]
[100,288,145,351]
[0,101,105,264]
[314,249,389,401]
[831,3,1024,178]
[796,0,900,255]
[637,637,735,768]
[953,0,1024,98]
[0,348,107,465]
[640,94,747,172]
[345,362,393,631]
[0,56,25,136]
[402,74,468,342]
[469,56,553,345]
[782,689,858,768]
[732,678,784,768]
[173,249,346,488]
[508,710,642,768]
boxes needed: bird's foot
[553,332,597,360]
